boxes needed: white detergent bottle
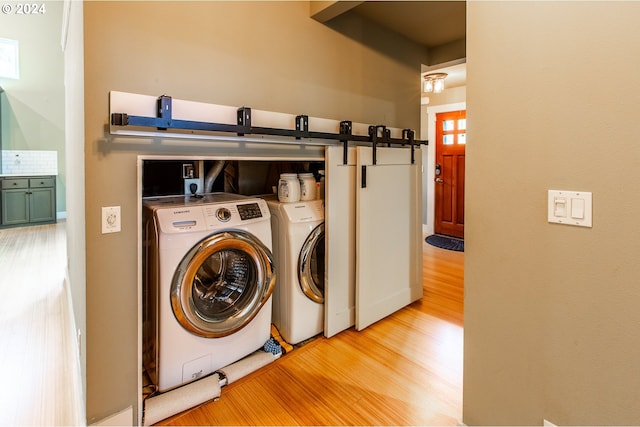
[298,173,316,201]
[278,173,300,203]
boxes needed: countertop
[0,173,57,177]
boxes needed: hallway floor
[0,222,83,426]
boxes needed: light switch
[553,197,567,217]
[548,190,592,227]
[571,198,585,219]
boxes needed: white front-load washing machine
[266,197,325,344]
[143,193,275,392]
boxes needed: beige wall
[83,1,424,422]
[465,2,640,425]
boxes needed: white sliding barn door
[324,146,357,337]
[355,146,423,330]
[324,145,423,336]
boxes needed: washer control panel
[151,197,269,232]
[237,202,263,220]
[215,207,232,222]
[203,199,268,228]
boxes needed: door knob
[435,178,444,183]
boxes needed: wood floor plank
[159,239,464,426]
[0,222,84,426]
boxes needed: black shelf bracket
[109,95,427,158]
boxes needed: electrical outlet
[102,206,121,234]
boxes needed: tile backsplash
[1,150,58,175]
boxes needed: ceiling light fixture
[423,73,447,94]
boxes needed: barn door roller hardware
[340,120,352,165]
[110,95,427,164]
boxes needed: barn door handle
[361,165,367,188]
[435,178,444,183]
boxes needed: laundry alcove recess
[118,90,427,427]
[109,90,428,331]
[110,91,426,338]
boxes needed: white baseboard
[91,406,133,426]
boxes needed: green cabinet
[1,176,56,228]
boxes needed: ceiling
[313,1,467,89]
[350,1,466,50]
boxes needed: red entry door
[434,110,466,238]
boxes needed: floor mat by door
[425,234,464,252]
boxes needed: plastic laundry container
[298,173,316,201]
[278,173,300,203]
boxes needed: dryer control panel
[282,199,324,223]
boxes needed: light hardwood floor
[0,222,84,426]
[158,239,464,426]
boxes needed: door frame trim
[424,102,466,236]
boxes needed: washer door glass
[298,222,325,303]
[171,230,275,338]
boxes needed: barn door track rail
[109,92,426,165]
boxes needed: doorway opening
[434,109,466,239]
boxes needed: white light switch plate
[102,206,121,234]
[548,190,592,227]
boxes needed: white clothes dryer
[143,193,275,392]
[266,197,325,344]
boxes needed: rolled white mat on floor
[219,350,279,384]
[143,373,221,426]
